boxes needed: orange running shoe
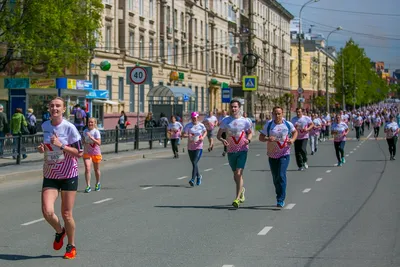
[64,244,77,259]
[53,228,66,250]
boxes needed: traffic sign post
[242,76,258,91]
[129,66,147,85]
[183,94,190,102]
[297,87,304,94]
[221,88,232,103]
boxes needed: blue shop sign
[86,89,109,99]
[4,78,30,89]
[77,80,93,90]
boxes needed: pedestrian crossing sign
[242,76,258,91]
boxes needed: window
[201,87,204,111]
[206,87,209,111]
[160,38,165,59]
[174,44,178,65]
[118,77,124,100]
[129,32,134,56]
[166,6,171,27]
[195,51,198,69]
[194,19,197,36]
[103,0,112,4]
[229,32,234,47]
[201,52,204,70]
[128,0,134,10]
[195,86,198,111]
[149,0,153,18]
[174,9,177,28]
[182,46,186,66]
[129,84,135,112]
[149,38,154,61]
[106,76,112,100]
[139,84,145,112]
[139,0,143,16]
[93,74,99,89]
[105,26,111,51]
[167,43,172,64]
[139,36,144,58]
[200,21,203,37]
[181,12,184,31]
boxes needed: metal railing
[0,126,168,165]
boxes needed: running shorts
[83,154,102,163]
[42,177,78,191]
[227,151,248,171]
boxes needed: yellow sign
[30,78,56,89]
[67,79,77,89]
[242,76,257,91]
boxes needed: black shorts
[42,177,78,191]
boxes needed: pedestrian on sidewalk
[10,108,28,159]
[182,112,207,187]
[167,115,183,158]
[83,118,102,193]
[259,106,297,208]
[26,108,37,135]
[145,112,157,147]
[291,108,314,171]
[71,104,86,132]
[37,97,83,259]
[217,100,252,209]
[384,114,399,160]
[331,114,349,167]
[0,104,8,156]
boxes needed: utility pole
[342,56,345,111]
[297,19,303,108]
[246,0,254,117]
[353,64,357,111]
[204,0,209,111]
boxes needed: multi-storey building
[290,39,336,111]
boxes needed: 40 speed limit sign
[129,66,147,85]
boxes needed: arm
[306,122,314,131]
[246,131,253,143]
[217,128,229,146]
[288,130,298,144]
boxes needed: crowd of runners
[35,96,399,259]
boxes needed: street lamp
[325,26,342,113]
[298,0,320,108]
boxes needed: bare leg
[233,169,244,199]
[61,191,77,246]
[42,188,63,233]
[84,158,92,187]
[93,162,101,184]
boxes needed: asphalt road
[0,129,399,267]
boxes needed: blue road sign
[242,76,258,91]
[183,94,190,102]
[221,88,232,103]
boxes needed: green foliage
[0,0,103,76]
[333,39,389,107]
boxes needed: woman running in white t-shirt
[83,117,102,192]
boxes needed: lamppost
[325,26,342,113]
[298,0,320,108]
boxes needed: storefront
[85,89,112,129]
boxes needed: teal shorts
[228,151,248,171]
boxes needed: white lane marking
[346,154,349,157]
[222,265,235,267]
[93,198,113,204]
[316,178,323,181]
[350,151,354,154]
[354,148,357,151]
[256,154,260,157]
[257,226,273,235]
[334,163,338,166]
[302,188,311,193]
[21,218,45,226]
[223,163,229,166]
[141,187,152,190]
[284,203,296,210]
[326,170,332,173]
[204,168,213,172]
[177,176,188,180]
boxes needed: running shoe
[393,156,396,160]
[95,183,101,191]
[222,152,226,157]
[341,157,346,164]
[338,162,343,167]
[232,199,240,208]
[189,179,195,187]
[239,187,246,203]
[208,147,211,152]
[53,227,66,250]
[304,163,309,169]
[277,201,285,208]
[311,151,314,155]
[298,167,304,171]
[84,186,91,193]
[63,244,77,259]
[196,175,202,186]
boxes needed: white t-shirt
[385,122,399,139]
[183,122,207,150]
[203,115,218,131]
[219,116,252,153]
[261,120,295,159]
[42,120,82,179]
[291,116,312,140]
[167,122,183,139]
[83,128,101,155]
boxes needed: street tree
[0,0,103,76]
[334,39,389,108]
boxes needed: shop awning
[147,85,195,98]
[92,99,119,105]
[26,88,88,97]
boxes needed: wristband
[247,139,251,144]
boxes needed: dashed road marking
[204,168,213,172]
[350,151,354,154]
[141,187,152,190]
[222,265,235,267]
[21,218,45,226]
[256,154,260,157]
[316,178,323,181]
[346,154,349,157]
[285,203,296,210]
[93,198,113,204]
[326,170,332,173]
[177,176,188,180]
[223,163,229,166]
[258,226,273,235]
[302,188,311,193]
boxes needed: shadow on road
[356,159,387,162]
[140,184,191,188]
[250,169,303,172]
[0,254,61,261]
[155,205,282,211]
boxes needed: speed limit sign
[129,66,147,85]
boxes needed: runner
[167,115,183,158]
[353,112,363,141]
[83,118,102,193]
[37,97,83,259]
[384,114,399,160]
[218,110,229,156]
[203,111,218,152]
[324,112,331,140]
[373,113,382,139]
[309,113,321,155]
[291,108,314,171]
[331,113,349,167]
[182,112,207,186]
[217,99,252,208]
[259,106,297,208]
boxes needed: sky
[277,0,400,73]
